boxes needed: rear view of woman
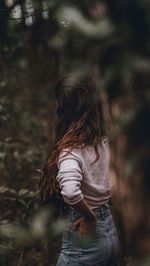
[39,75,121,265]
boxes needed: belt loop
[101,206,105,218]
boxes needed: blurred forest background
[0,0,150,265]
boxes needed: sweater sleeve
[56,150,83,205]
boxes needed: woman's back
[56,136,113,209]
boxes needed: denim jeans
[56,205,121,266]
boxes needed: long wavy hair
[39,75,105,213]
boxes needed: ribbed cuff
[63,194,83,205]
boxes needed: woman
[39,75,121,266]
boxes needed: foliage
[0,0,150,265]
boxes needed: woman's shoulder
[58,147,83,164]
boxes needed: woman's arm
[56,150,97,235]
[70,198,97,236]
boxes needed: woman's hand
[73,216,97,236]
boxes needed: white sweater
[56,136,113,209]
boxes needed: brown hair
[39,75,105,212]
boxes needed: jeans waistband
[69,205,111,220]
